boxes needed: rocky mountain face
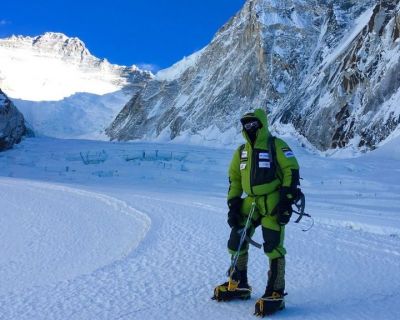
[275,0,400,151]
[107,0,400,152]
[0,32,152,101]
[0,89,26,151]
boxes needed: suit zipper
[250,147,256,195]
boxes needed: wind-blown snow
[0,137,399,319]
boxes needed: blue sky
[0,0,245,71]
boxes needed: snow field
[0,137,399,319]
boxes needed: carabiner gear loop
[292,189,314,232]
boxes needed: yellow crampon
[254,292,285,317]
[255,298,265,316]
[227,278,239,291]
[212,278,251,302]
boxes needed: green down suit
[227,109,300,260]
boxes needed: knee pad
[227,224,256,253]
[262,228,280,254]
[228,227,246,252]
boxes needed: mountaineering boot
[212,268,251,301]
[254,257,286,317]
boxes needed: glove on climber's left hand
[276,187,294,225]
[227,197,242,228]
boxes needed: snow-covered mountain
[107,0,400,152]
[0,89,26,151]
[0,32,152,138]
[0,32,152,101]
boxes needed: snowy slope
[0,137,399,319]
[14,91,132,139]
[155,48,205,81]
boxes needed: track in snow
[0,178,150,295]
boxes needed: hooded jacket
[228,109,299,201]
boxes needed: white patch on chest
[259,161,270,168]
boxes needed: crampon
[212,278,251,302]
[254,291,286,317]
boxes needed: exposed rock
[276,0,400,151]
[0,89,26,151]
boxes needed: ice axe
[227,202,257,290]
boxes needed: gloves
[276,187,294,225]
[227,197,242,228]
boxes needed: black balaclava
[245,126,257,144]
[242,118,262,144]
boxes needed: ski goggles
[243,120,260,131]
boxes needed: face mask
[243,120,260,131]
[243,124,259,144]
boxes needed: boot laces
[262,291,285,301]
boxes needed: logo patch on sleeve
[281,147,295,158]
[240,163,247,170]
[259,152,270,160]
[241,150,248,160]
[259,161,270,168]
[284,151,295,158]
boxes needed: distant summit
[5,32,91,63]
